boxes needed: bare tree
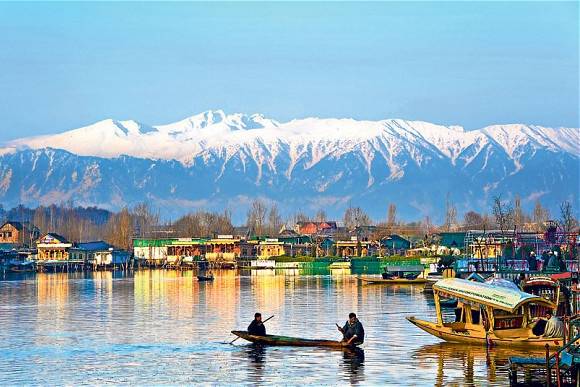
[481,212,493,230]
[492,195,514,235]
[106,207,134,251]
[246,199,268,236]
[513,195,524,228]
[463,211,484,230]
[387,203,397,232]
[560,200,578,233]
[267,204,283,236]
[314,209,327,223]
[533,200,549,231]
[292,211,310,224]
[420,216,433,236]
[33,206,49,235]
[444,194,457,231]
[132,202,159,238]
[343,206,371,229]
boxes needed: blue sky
[0,2,578,142]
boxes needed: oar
[336,323,345,339]
[229,315,275,345]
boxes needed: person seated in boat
[338,313,365,345]
[545,251,559,271]
[527,251,538,271]
[248,312,266,336]
[543,311,565,339]
[556,252,567,272]
[513,273,526,289]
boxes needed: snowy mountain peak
[3,112,578,167]
[0,111,577,220]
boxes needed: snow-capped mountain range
[1,110,578,221]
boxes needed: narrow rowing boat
[230,330,359,348]
[359,276,428,284]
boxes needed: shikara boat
[360,263,428,284]
[407,278,563,349]
[231,330,360,348]
[197,274,214,281]
[522,276,570,316]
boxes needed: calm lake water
[0,269,543,385]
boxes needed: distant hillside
[0,111,578,221]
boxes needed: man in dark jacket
[248,312,266,336]
[337,312,364,345]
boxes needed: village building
[36,233,72,261]
[279,234,313,257]
[69,241,130,267]
[167,238,207,262]
[205,235,241,262]
[257,238,285,259]
[294,221,338,236]
[380,234,411,255]
[239,240,258,258]
[335,237,372,257]
[0,221,40,247]
[133,238,173,264]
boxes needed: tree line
[1,196,577,250]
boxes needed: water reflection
[341,348,365,384]
[0,270,528,385]
[245,344,267,383]
[413,342,543,386]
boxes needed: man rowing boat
[248,312,266,336]
[337,313,365,345]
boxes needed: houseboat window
[453,307,465,323]
[493,308,524,329]
[471,309,481,324]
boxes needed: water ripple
[0,270,543,385]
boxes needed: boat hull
[406,317,563,350]
[231,331,359,348]
[359,276,428,284]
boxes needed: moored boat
[359,275,428,284]
[407,278,563,349]
[9,261,36,273]
[360,263,428,284]
[522,276,570,316]
[197,273,214,281]
[230,330,360,348]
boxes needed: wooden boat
[9,261,36,273]
[231,330,360,348]
[197,274,214,281]
[360,263,428,284]
[407,278,563,349]
[522,276,570,316]
[359,276,428,284]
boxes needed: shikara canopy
[433,278,554,313]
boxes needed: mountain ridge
[0,111,578,221]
